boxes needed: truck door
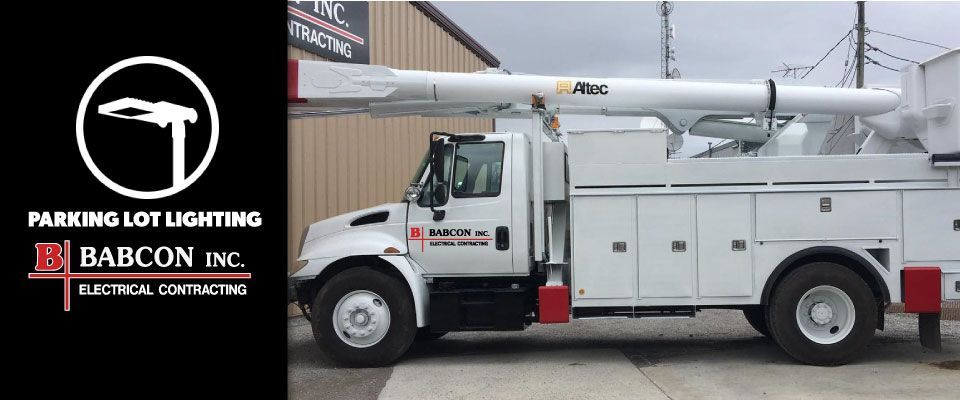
[408,137,513,275]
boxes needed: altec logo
[28,240,251,311]
[556,80,609,95]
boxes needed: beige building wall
[288,2,496,274]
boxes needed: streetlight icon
[77,56,218,200]
[97,97,198,186]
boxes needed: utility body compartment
[902,189,960,262]
[572,193,756,303]
[755,191,899,241]
[567,128,667,187]
[571,196,636,299]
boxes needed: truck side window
[417,144,454,207]
[452,142,504,198]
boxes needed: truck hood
[297,203,409,261]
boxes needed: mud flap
[918,313,941,351]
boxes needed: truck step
[572,306,697,320]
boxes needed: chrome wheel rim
[795,285,855,344]
[332,290,391,348]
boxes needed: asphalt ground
[288,310,960,400]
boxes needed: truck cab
[289,131,545,366]
[405,132,529,276]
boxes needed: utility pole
[856,1,866,88]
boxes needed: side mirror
[432,182,448,205]
[430,139,445,183]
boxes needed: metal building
[287,2,499,274]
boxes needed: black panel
[429,287,527,332]
[931,153,960,163]
[919,313,942,351]
[350,211,389,226]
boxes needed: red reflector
[538,285,569,323]
[904,266,941,313]
[287,59,303,103]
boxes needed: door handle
[496,226,509,250]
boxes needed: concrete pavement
[288,310,960,400]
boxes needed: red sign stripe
[287,6,364,45]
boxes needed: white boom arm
[290,49,960,155]
[289,60,900,117]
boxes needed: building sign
[287,1,370,64]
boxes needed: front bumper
[288,277,312,304]
[288,280,298,304]
[288,277,314,321]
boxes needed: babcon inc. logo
[76,56,219,199]
[28,240,251,311]
[408,226,493,251]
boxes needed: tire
[742,306,770,337]
[767,262,877,366]
[311,267,417,367]
[415,327,447,341]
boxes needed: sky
[433,1,959,157]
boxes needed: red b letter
[35,243,64,271]
[409,227,421,238]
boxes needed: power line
[867,43,920,64]
[872,63,900,72]
[836,33,858,87]
[824,116,856,154]
[801,30,853,79]
[837,48,857,86]
[864,55,900,72]
[868,29,951,50]
[840,9,859,87]
[836,55,857,87]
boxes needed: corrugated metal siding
[288,1,495,274]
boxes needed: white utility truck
[288,50,960,367]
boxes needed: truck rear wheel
[311,267,417,367]
[742,306,770,337]
[767,262,877,366]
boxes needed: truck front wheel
[311,267,417,367]
[767,262,877,366]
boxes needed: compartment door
[572,196,636,299]
[697,194,753,297]
[637,195,694,298]
[903,190,960,262]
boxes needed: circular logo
[76,56,219,199]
